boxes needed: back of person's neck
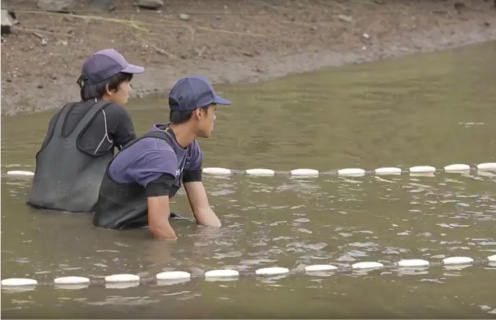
[168,123,197,148]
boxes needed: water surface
[2,42,496,318]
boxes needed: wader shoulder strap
[71,101,112,139]
[115,130,172,155]
[124,130,189,172]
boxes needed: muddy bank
[2,0,496,116]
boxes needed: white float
[444,164,470,172]
[477,163,496,170]
[290,169,319,177]
[54,276,90,285]
[246,169,275,176]
[255,267,290,276]
[1,278,38,286]
[104,274,140,283]
[442,257,474,265]
[305,265,337,272]
[202,167,232,175]
[156,271,191,281]
[6,170,35,176]
[409,166,436,173]
[375,167,402,175]
[205,270,239,278]
[352,262,384,270]
[338,168,366,177]
[398,259,430,267]
[487,255,496,262]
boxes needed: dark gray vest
[27,101,113,213]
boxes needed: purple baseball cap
[81,49,144,85]
[169,75,231,111]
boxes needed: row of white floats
[203,163,496,177]
[5,163,496,178]
[3,255,495,287]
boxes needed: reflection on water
[2,42,496,318]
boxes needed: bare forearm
[194,207,221,227]
[149,220,177,239]
[148,196,177,240]
[184,182,222,228]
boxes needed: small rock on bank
[136,0,164,10]
[179,13,190,21]
[37,0,76,12]
[338,15,353,23]
[1,10,17,34]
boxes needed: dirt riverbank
[1,0,496,116]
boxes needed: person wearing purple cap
[93,76,231,240]
[27,49,144,213]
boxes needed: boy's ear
[194,108,202,119]
[104,84,113,96]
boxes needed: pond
[2,42,496,318]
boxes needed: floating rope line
[2,255,495,289]
[202,162,496,177]
[3,163,495,289]
[5,162,496,178]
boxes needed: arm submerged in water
[184,181,221,227]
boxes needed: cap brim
[121,64,144,74]
[213,95,231,105]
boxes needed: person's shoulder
[123,136,175,159]
[116,136,178,172]
[99,103,135,134]
[102,102,129,114]
[68,100,128,121]
[141,136,175,152]
[112,137,175,166]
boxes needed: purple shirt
[108,124,203,187]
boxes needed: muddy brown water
[2,42,496,318]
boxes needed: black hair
[77,72,133,101]
[168,98,210,125]
[170,109,194,124]
[169,109,210,124]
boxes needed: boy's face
[196,104,217,138]
[105,81,132,105]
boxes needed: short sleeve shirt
[108,124,203,189]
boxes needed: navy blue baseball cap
[169,76,231,111]
[81,49,144,85]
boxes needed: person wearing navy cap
[93,76,231,240]
[27,49,144,213]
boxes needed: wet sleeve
[104,104,137,149]
[182,140,203,183]
[145,173,175,197]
